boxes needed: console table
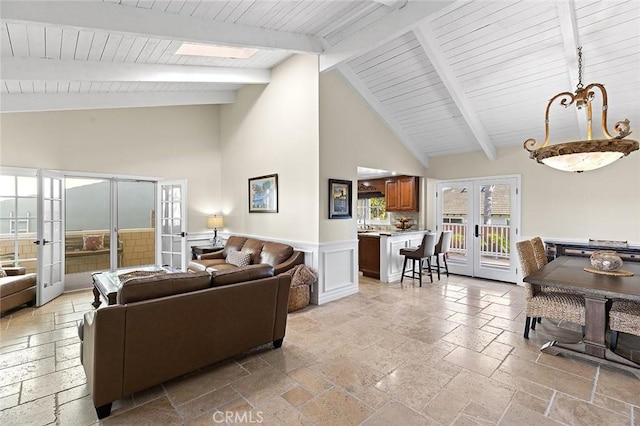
[91,265,178,308]
[545,240,640,262]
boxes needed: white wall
[0,105,223,232]
[319,70,426,243]
[219,55,320,243]
[426,145,640,243]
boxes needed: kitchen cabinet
[358,234,380,279]
[385,176,419,211]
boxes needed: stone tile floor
[1,274,639,425]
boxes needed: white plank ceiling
[1,0,638,166]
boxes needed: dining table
[524,255,640,378]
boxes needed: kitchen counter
[357,230,433,282]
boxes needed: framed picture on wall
[248,174,278,213]
[328,179,352,219]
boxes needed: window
[356,197,390,225]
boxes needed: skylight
[175,43,258,59]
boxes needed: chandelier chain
[577,46,583,90]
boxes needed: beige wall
[220,54,320,243]
[0,105,223,233]
[426,145,640,243]
[319,70,426,242]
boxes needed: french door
[436,176,520,283]
[157,180,188,271]
[37,170,65,306]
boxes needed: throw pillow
[226,250,251,267]
[0,267,6,278]
[83,234,104,251]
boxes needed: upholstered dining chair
[430,230,452,280]
[400,233,437,287]
[609,299,640,351]
[516,239,586,339]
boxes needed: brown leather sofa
[79,265,291,419]
[0,267,36,315]
[188,236,304,275]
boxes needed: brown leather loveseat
[188,235,304,275]
[79,265,291,419]
[0,266,36,315]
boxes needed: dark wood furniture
[545,240,640,262]
[524,256,640,378]
[358,234,380,279]
[191,245,224,260]
[385,176,419,211]
[91,266,178,308]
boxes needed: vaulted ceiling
[1,0,639,166]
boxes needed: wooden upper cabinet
[385,176,419,211]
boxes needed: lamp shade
[207,216,224,229]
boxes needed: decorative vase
[590,250,623,272]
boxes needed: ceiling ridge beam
[337,64,430,168]
[1,57,270,84]
[0,0,323,54]
[320,1,453,72]
[0,90,237,113]
[556,0,588,140]
[413,23,496,161]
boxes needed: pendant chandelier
[524,48,638,173]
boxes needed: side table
[191,245,224,259]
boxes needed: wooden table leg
[584,296,607,358]
[92,286,102,308]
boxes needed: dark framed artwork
[328,179,352,219]
[248,174,278,213]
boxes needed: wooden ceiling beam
[2,57,270,84]
[0,0,323,54]
[337,64,430,168]
[320,1,453,72]
[413,23,497,161]
[0,90,236,113]
[556,0,588,140]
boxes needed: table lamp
[206,216,224,246]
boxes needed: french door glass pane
[0,174,38,271]
[478,184,511,271]
[117,180,155,269]
[441,185,469,265]
[65,177,110,274]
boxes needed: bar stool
[430,230,452,280]
[400,233,437,287]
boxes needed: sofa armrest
[82,305,127,411]
[274,251,305,275]
[3,267,26,276]
[198,251,225,260]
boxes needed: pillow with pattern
[0,267,6,278]
[83,234,104,251]
[226,250,251,267]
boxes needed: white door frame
[37,170,65,306]
[436,175,521,283]
[156,180,188,271]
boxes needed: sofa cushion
[223,236,248,257]
[117,271,211,304]
[226,250,251,267]
[241,239,265,265]
[261,242,294,267]
[0,273,37,296]
[211,264,274,287]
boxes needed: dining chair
[429,230,452,280]
[531,237,548,269]
[516,239,586,339]
[400,233,437,287]
[609,299,640,351]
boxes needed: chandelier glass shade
[524,49,638,173]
